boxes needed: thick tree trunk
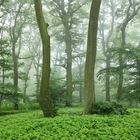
[64,23,73,107]
[34,0,55,117]
[84,0,101,114]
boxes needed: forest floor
[0,107,140,140]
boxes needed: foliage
[0,108,140,139]
[49,77,66,106]
[0,83,24,111]
[19,101,41,111]
[0,39,12,71]
[121,46,140,104]
[0,110,19,116]
[92,101,128,115]
[97,45,140,103]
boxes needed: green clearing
[0,108,140,140]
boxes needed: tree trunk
[79,57,83,104]
[34,0,55,117]
[64,23,73,107]
[105,55,111,101]
[136,58,140,103]
[23,60,33,103]
[35,66,41,99]
[117,52,124,102]
[0,60,5,110]
[0,95,2,110]
[12,43,19,110]
[84,0,101,114]
[117,27,125,102]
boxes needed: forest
[0,0,140,139]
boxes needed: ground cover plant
[92,102,128,115]
[0,108,140,140]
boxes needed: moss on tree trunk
[34,0,55,117]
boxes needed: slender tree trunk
[23,60,33,103]
[0,65,5,110]
[84,0,101,114]
[105,55,111,101]
[0,95,2,110]
[34,0,55,117]
[36,66,40,96]
[33,56,41,100]
[136,58,140,104]
[79,69,82,104]
[79,57,83,104]
[117,52,123,102]
[12,43,19,110]
[117,26,125,102]
[34,64,41,101]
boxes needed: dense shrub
[92,101,128,115]
[0,111,19,116]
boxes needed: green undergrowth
[0,108,140,140]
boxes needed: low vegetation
[0,108,140,140]
[92,101,128,115]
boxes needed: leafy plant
[92,101,128,115]
[0,108,140,140]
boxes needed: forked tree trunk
[84,0,101,114]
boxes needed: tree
[99,0,115,101]
[46,0,88,106]
[119,46,140,106]
[34,0,55,117]
[9,2,25,110]
[0,39,13,109]
[117,0,140,101]
[84,0,101,114]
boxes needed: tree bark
[34,0,55,117]
[12,42,19,110]
[84,0,101,114]
[105,55,111,101]
[79,57,83,104]
[64,23,73,106]
[23,60,33,103]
